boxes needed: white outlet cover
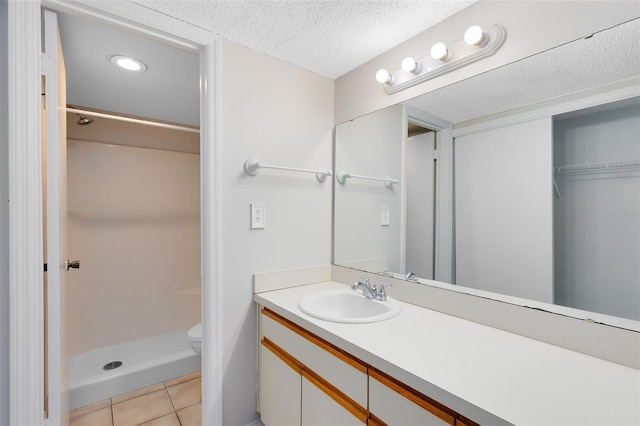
[250,203,265,229]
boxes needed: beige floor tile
[70,399,111,419]
[111,383,165,405]
[69,406,113,426]
[163,371,201,388]
[176,402,202,426]
[166,377,201,410]
[139,412,181,426]
[112,389,174,426]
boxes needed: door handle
[65,259,80,271]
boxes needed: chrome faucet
[351,278,376,299]
[351,279,391,301]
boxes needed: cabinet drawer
[369,369,456,426]
[261,308,368,408]
[302,376,365,426]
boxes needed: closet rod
[336,170,399,189]
[67,107,200,134]
[243,159,332,182]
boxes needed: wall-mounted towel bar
[243,159,332,182]
[336,170,399,189]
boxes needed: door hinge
[433,149,438,160]
[41,53,55,77]
[44,263,47,272]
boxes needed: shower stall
[66,113,202,409]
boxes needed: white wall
[554,104,640,320]
[218,40,334,425]
[455,118,554,303]
[334,104,405,272]
[334,1,640,124]
[0,0,9,423]
[66,140,201,357]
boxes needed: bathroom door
[43,9,70,425]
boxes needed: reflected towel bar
[243,159,332,182]
[336,170,399,189]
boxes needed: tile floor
[70,371,202,426]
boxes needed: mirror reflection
[333,19,640,323]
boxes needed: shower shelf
[554,159,640,174]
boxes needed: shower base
[68,331,201,410]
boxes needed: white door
[43,9,70,425]
[454,118,553,303]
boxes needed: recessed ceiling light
[109,55,147,72]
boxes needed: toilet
[187,323,202,354]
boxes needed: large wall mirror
[334,19,640,328]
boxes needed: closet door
[454,118,553,302]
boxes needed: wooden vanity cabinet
[258,308,368,426]
[258,306,480,426]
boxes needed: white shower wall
[66,140,201,358]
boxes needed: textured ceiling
[406,18,640,124]
[59,0,475,126]
[59,2,638,129]
[130,0,476,79]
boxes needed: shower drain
[103,361,123,371]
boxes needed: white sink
[297,289,401,323]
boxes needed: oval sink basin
[297,289,401,323]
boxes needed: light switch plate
[250,203,265,229]
[381,207,390,226]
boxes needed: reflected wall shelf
[554,159,640,174]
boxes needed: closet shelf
[554,160,640,174]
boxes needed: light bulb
[464,25,486,46]
[401,57,421,74]
[430,42,449,61]
[375,69,393,85]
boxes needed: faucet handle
[375,283,392,301]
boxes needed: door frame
[405,106,454,284]
[6,1,222,425]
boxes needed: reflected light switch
[250,203,265,229]
[381,208,390,226]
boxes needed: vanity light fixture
[109,55,148,72]
[375,69,394,85]
[375,24,507,94]
[430,42,449,61]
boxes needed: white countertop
[255,281,640,426]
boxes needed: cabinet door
[259,342,301,426]
[369,372,455,426]
[301,376,365,426]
